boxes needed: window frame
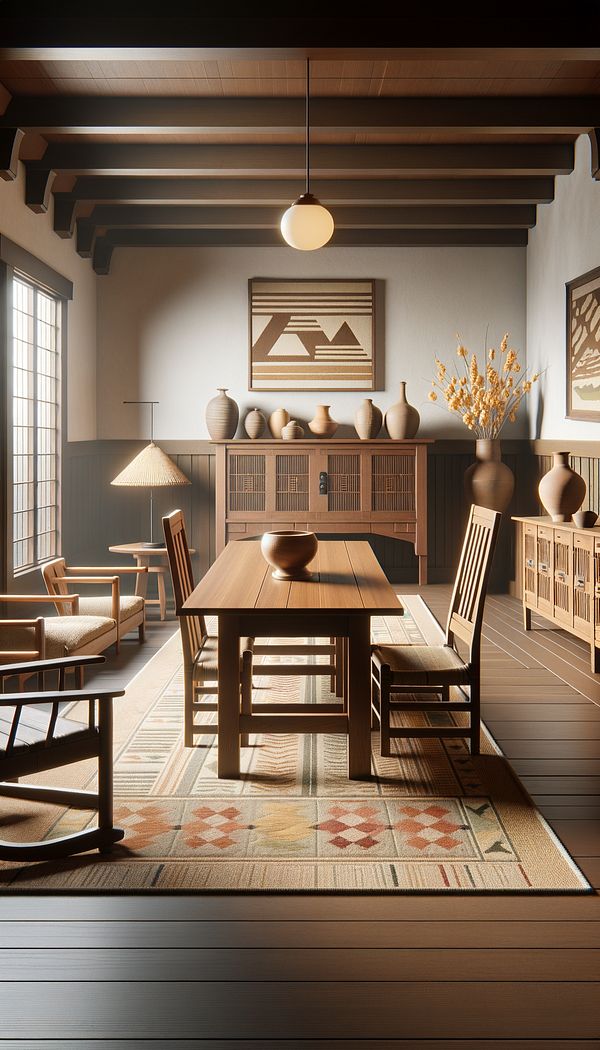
[0,236,72,589]
[11,272,63,575]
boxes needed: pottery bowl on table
[260,530,318,580]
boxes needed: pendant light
[280,59,334,251]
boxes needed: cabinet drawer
[575,533,594,554]
[537,525,554,541]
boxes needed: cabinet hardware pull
[574,575,585,588]
[555,570,566,582]
[526,558,535,568]
[319,471,328,495]
[538,562,548,572]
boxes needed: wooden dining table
[181,539,403,779]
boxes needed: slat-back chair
[42,557,147,651]
[163,510,254,747]
[0,653,124,860]
[371,505,501,758]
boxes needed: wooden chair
[0,653,124,860]
[41,558,147,652]
[162,510,345,748]
[162,510,254,747]
[371,505,501,758]
[0,595,118,687]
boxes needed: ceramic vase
[281,420,305,440]
[308,405,338,438]
[538,452,586,522]
[205,388,239,440]
[268,408,290,439]
[354,398,382,440]
[385,381,420,439]
[464,438,515,513]
[244,408,266,439]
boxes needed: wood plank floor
[1,589,599,1047]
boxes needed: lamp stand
[143,488,163,549]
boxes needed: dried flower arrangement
[428,333,540,438]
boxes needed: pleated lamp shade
[111,442,191,488]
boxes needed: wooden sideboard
[513,515,600,672]
[214,439,432,583]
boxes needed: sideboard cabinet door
[536,525,554,618]
[553,528,573,628]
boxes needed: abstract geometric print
[567,265,600,420]
[249,278,375,390]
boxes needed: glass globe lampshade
[280,192,334,251]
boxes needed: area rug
[0,604,590,893]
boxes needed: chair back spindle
[445,504,501,665]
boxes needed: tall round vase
[354,398,382,440]
[464,439,515,513]
[268,408,290,439]
[308,405,338,438]
[205,388,239,440]
[385,381,420,439]
[538,452,586,522]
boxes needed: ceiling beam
[91,224,528,274]
[2,96,598,135]
[77,204,537,237]
[0,127,24,180]
[25,142,574,180]
[56,176,556,208]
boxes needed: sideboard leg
[592,643,600,675]
[418,555,427,586]
[523,605,532,631]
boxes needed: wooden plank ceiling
[1,44,600,274]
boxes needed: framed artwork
[566,264,600,421]
[249,278,376,391]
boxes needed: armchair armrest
[55,576,118,585]
[0,686,125,705]
[0,654,105,677]
[69,565,148,574]
[0,593,80,612]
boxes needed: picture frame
[248,277,377,392]
[566,264,600,422]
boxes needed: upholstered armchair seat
[78,594,144,623]
[1,615,115,660]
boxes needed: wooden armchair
[371,505,501,758]
[0,653,124,861]
[0,595,118,686]
[41,558,148,651]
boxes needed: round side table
[108,542,196,620]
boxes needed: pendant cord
[305,57,310,196]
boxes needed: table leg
[348,615,372,779]
[217,614,241,779]
[135,556,150,600]
[157,568,167,621]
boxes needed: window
[12,275,61,572]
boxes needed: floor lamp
[111,401,191,548]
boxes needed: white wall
[527,134,600,440]
[97,244,526,441]
[0,163,97,441]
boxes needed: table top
[109,542,196,555]
[181,539,403,617]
